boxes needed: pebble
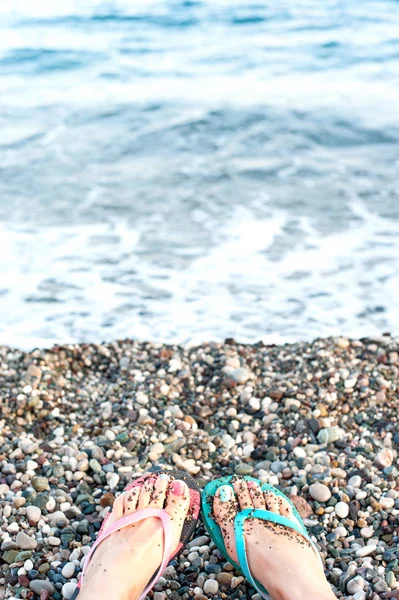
[187,536,209,549]
[216,572,234,587]
[1,336,398,600]
[347,576,365,594]
[293,447,306,458]
[289,495,313,518]
[62,582,77,600]
[48,536,61,546]
[335,502,349,519]
[203,579,219,595]
[360,526,374,539]
[235,463,254,475]
[228,367,250,384]
[61,562,75,578]
[24,559,34,571]
[221,434,236,450]
[348,475,362,488]
[150,442,165,455]
[231,576,244,589]
[309,483,331,502]
[318,426,344,444]
[375,448,394,468]
[356,545,377,557]
[380,497,395,509]
[108,473,120,489]
[48,511,68,526]
[29,580,54,595]
[16,532,37,550]
[89,459,101,472]
[31,477,49,492]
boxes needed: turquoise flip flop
[201,475,323,599]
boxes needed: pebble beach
[0,336,398,600]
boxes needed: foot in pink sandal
[74,470,200,600]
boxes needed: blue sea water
[1,0,399,348]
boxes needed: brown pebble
[289,495,313,518]
[100,492,115,508]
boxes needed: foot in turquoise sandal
[202,476,336,600]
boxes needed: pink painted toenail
[171,481,185,496]
[247,481,256,488]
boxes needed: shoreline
[1,336,398,599]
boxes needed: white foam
[1,200,398,349]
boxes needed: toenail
[171,481,185,496]
[219,485,232,502]
[159,473,169,480]
[247,481,256,488]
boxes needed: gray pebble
[29,580,54,594]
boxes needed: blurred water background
[1,0,399,349]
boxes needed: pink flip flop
[72,470,200,600]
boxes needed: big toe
[213,485,239,559]
[165,479,190,546]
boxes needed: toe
[213,485,239,559]
[101,492,124,527]
[233,478,253,511]
[138,477,156,510]
[213,485,238,526]
[150,473,169,508]
[278,496,293,518]
[111,492,126,519]
[264,490,279,513]
[124,485,140,513]
[247,481,266,509]
[165,479,190,524]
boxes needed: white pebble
[62,562,76,579]
[293,447,306,458]
[48,536,61,546]
[335,502,349,519]
[309,483,331,502]
[356,545,377,557]
[380,497,394,509]
[204,579,219,595]
[249,397,261,410]
[221,434,236,450]
[45,496,56,512]
[347,576,365,594]
[107,473,120,490]
[348,475,362,488]
[69,548,81,561]
[62,582,77,600]
[360,527,374,539]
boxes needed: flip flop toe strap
[234,508,322,599]
[80,507,173,600]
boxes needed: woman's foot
[79,473,190,600]
[213,479,336,600]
